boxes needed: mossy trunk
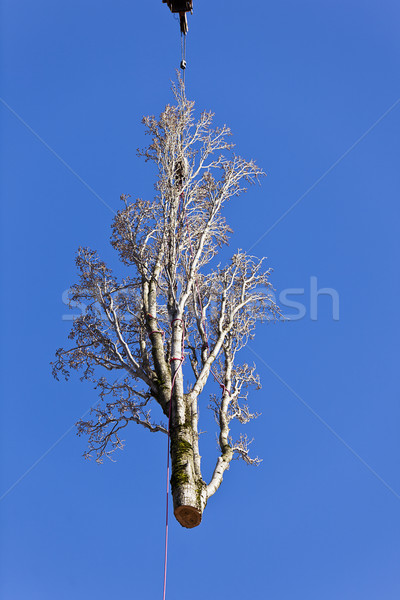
[170,423,207,528]
[168,316,207,527]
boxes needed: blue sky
[1,1,400,598]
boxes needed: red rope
[148,313,166,339]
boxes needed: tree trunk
[170,422,207,528]
[168,317,207,528]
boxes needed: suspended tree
[53,79,279,528]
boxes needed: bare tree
[53,78,279,528]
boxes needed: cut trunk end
[174,504,202,528]
[172,482,206,529]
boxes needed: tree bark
[169,407,207,528]
[170,384,207,529]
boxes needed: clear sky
[1,1,400,598]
